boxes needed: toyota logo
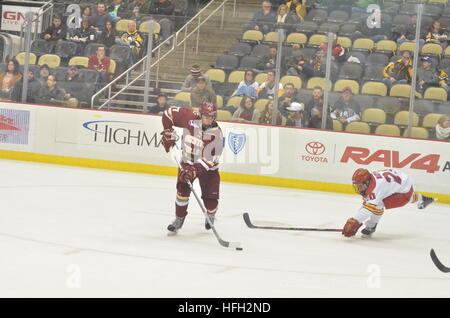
[305,142,325,156]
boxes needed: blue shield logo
[228,132,246,155]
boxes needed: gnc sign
[340,146,441,174]
[1,5,41,32]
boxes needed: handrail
[91,0,231,110]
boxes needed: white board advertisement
[1,4,42,32]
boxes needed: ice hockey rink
[0,159,449,298]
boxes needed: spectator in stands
[393,15,425,48]
[41,15,66,44]
[37,75,66,105]
[232,96,260,123]
[82,6,92,21]
[304,86,332,129]
[181,65,212,91]
[190,76,217,108]
[243,1,277,35]
[108,0,127,22]
[99,20,117,48]
[125,0,151,21]
[231,69,259,99]
[285,0,306,25]
[382,51,413,90]
[148,93,169,114]
[149,0,175,43]
[88,45,112,84]
[90,2,112,33]
[0,58,22,100]
[417,56,441,95]
[11,70,42,103]
[434,115,450,141]
[39,64,50,86]
[275,4,289,28]
[116,20,144,64]
[62,66,83,100]
[286,53,313,81]
[257,70,283,100]
[279,82,300,117]
[69,18,97,55]
[425,21,448,50]
[258,100,282,125]
[258,46,278,70]
[310,48,326,77]
[284,101,304,127]
[330,86,361,126]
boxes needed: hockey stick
[172,154,243,251]
[430,249,450,273]
[243,213,343,232]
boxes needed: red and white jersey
[361,169,413,214]
[163,107,223,170]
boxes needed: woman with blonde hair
[434,115,450,141]
[258,100,282,125]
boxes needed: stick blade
[243,212,256,228]
[430,249,450,273]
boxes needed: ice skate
[361,224,377,238]
[418,196,435,210]
[167,216,185,236]
[205,214,215,230]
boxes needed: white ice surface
[0,159,449,297]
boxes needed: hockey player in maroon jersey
[160,102,223,235]
[342,168,435,238]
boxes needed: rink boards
[1,101,450,203]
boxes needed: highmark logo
[82,120,162,147]
[301,141,328,163]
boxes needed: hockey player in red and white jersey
[160,102,223,235]
[342,168,435,238]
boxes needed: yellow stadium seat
[205,69,226,83]
[394,111,419,127]
[228,70,245,83]
[334,79,360,94]
[286,33,308,46]
[353,38,374,52]
[445,46,450,57]
[375,124,401,136]
[333,120,343,131]
[306,77,332,90]
[398,42,416,53]
[68,56,89,68]
[16,52,37,65]
[217,110,232,121]
[390,84,411,98]
[421,43,443,56]
[139,21,161,35]
[345,122,371,134]
[361,81,387,96]
[255,73,267,84]
[255,99,269,112]
[337,36,352,49]
[38,54,60,68]
[174,92,191,104]
[226,96,243,108]
[116,19,134,33]
[308,34,328,47]
[108,59,116,74]
[424,87,448,101]
[362,108,386,124]
[264,32,279,43]
[403,127,429,139]
[280,75,302,89]
[422,113,445,129]
[242,30,264,42]
[375,40,397,54]
[216,95,223,108]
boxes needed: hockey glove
[180,165,197,184]
[342,218,362,237]
[160,128,178,153]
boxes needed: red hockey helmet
[199,102,217,118]
[352,168,371,195]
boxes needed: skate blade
[361,233,373,238]
[167,230,178,236]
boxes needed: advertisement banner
[1,4,42,32]
[0,108,31,146]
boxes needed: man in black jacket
[149,0,175,42]
[41,16,66,44]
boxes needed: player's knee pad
[203,198,218,214]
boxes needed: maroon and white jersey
[163,107,223,171]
